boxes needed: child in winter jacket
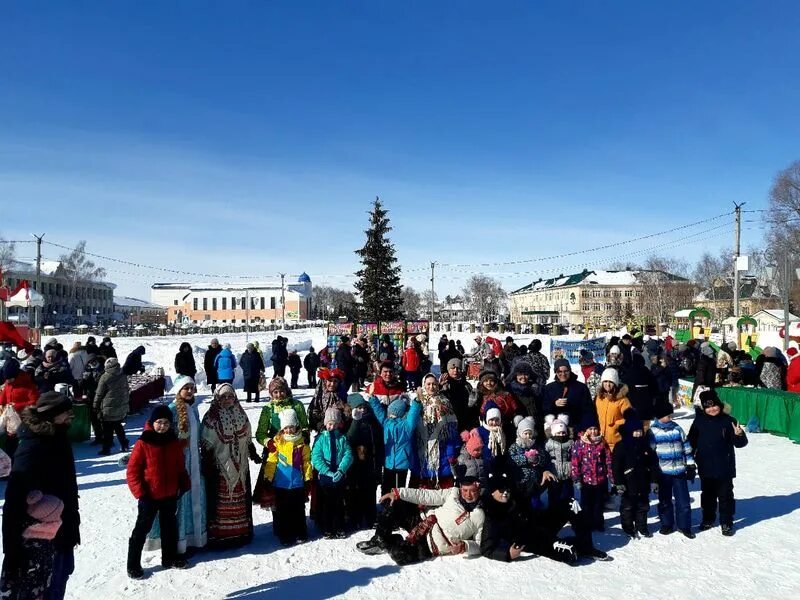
[370,396,422,495]
[456,429,488,492]
[476,371,520,443]
[311,408,354,538]
[0,490,63,599]
[648,402,696,538]
[255,377,309,444]
[126,405,191,578]
[263,409,313,546]
[688,390,748,536]
[544,417,575,503]
[612,410,658,538]
[594,369,633,452]
[345,394,384,530]
[506,417,557,510]
[571,421,613,531]
[477,406,508,472]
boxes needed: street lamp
[766,255,799,351]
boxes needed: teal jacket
[311,430,354,477]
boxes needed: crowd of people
[0,328,771,597]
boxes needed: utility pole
[33,233,45,331]
[733,202,745,318]
[279,273,286,330]
[245,288,250,342]
[784,253,791,352]
[429,262,436,325]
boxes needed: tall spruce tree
[354,197,404,322]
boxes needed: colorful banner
[327,323,354,336]
[356,323,378,338]
[379,321,405,334]
[677,378,694,407]
[406,320,430,334]
[550,336,607,365]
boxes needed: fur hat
[600,368,620,386]
[549,417,568,437]
[23,491,64,541]
[485,407,502,423]
[478,370,498,384]
[34,391,73,420]
[763,346,777,358]
[269,376,290,396]
[324,407,343,426]
[620,409,643,436]
[727,341,738,351]
[279,408,299,430]
[447,358,463,371]
[553,358,571,373]
[461,428,484,456]
[487,471,511,493]
[608,345,621,355]
[530,339,542,352]
[387,398,408,419]
[516,416,536,437]
[104,357,119,369]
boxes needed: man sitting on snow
[357,476,485,565]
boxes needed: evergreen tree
[354,197,404,322]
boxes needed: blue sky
[2,1,798,299]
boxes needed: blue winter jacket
[648,419,695,476]
[311,429,354,477]
[369,397,421,470]
[214,348,237,381]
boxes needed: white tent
[4,287,45,308]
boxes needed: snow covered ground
[2,328,800,599]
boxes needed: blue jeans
[657,473,691,531]
[44,549,74,600]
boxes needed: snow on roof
[152,281,286,291]
[753,309,800,322]
[114,296,165,309]
[512,269,655,294]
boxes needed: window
[582,304,589,311]
[260,297,265,310]
[270,297,276,309]
[222,298,227,310]
[593,304,601,311]
[212,298,217,311]
[241,297,246,310]
[624,290,633,297]
[202,298,208,311]
[173,299,178,306]
[581,290,589,298]
[193,298,198,311]
[605,303,612,311]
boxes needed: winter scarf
[415,390,458,482]
[201,385,252,499]
[483,421,506,458]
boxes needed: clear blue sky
[2,1,798,299]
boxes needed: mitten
[684,465,697,482]
[332,471,344,484]
[248,443,263,464]
[615,484,626,495]
[651,483,659,495]
[352,407,364,421]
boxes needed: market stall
[717,386,800,443]
[327,322,354,369]
[128,373,166,413]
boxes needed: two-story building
[151,273,313,326]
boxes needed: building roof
[511,269,689,295]
[114,296,165,309]
[7,259,116,288]
[152,281,287,291]
[695,277,777,302]
[752,309,800,322]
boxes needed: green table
[67,402,91,443]
[716,386,800,443]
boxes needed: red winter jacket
[0,370,39,413]
[787,356,800,394]
[402,348,421,373]
[126,424,190,500]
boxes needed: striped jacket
[647,419,695,476]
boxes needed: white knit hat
[550,418,568,437]
[609,345,621,355]
[279,408,299,430]
[516,416,536,436]
[600,368,620,386]
[485,407,502,422]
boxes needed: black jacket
[688,411,748,479]
[352,344,370,377]
[240,349,265,380]
[612,435,658,495]
[441,376,478,431]
[97,341,117,360]
[303,351,320,372]
[481,497,535,562]
[122,346,146,376]
[3,411,80,563]
[542,374,595,430]
[288,353,302,373]
[345,407,384,483]
[335,343,354,374]
[271,342,288,369]
[203,345,223,385]
[695,354,717,388]
[174,343,197,377]
[621,355,660,421]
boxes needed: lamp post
[766,255,799,352]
